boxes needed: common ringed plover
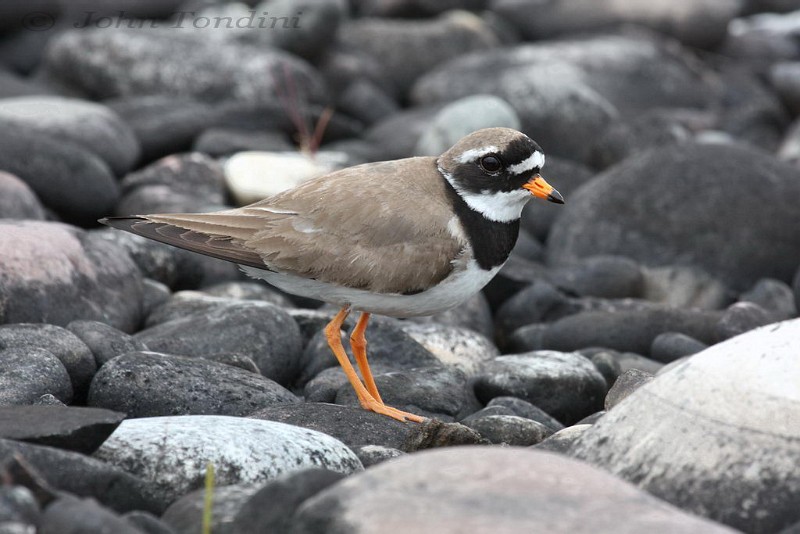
[101,127,564,422]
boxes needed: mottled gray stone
[0,349,72,406]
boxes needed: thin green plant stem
[202,462,215,534]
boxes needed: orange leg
[324,306,425,423]
[350,313,383,403]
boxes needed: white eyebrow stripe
[508,151,545,175]
[456,145,499,163]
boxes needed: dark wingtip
[547,189,565,204]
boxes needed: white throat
[440,167,531,223]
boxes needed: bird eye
[479,155,503,173]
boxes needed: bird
[100,127,564,423]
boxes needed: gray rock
[0,127,118,225]
[66,320,148,368]
[231,469,346,534]
[535,424,593,454]
[141,279,171,319]
[770,61,800,115]
[604,369,655,410]
[491,0,742,49]
[338,11,498,94]
[252,402,483,451]
[0,438,160,514]
[778,117,800,166]
[715,301,773,341]
[409,291,494,338]
[508,308,720,355]
[723,10,800,64]
[0,221,144,332]
[136,297,303,386]
[43,28,325,106]
[460,411,552,446]
[292,447,735,533]
[253,0,345,61]
[549,143,800,291]
[0,405,124,454]
[590,350,623,388]
[740,278,797,321]
[571,318,800,533]
[398,322,499,377]
[354,445,404,468]
[548,255,644,299]
[0,324,95,398]
[354,0,487,17]
[88,351,297,418]
[650,332,708,363]
[640,265,733,309]
[335,366,477,421]
[93,415,362,505]
[474,351,608,425]
[38,496,141,534]
[336,79,399,127]
[365,104,442,160]
[33,394,65,407]
[0,172,45,220]
[193,128,293,157]
[486,396,564,432]
[412,33,715,163]
[199,281,294,308]
[162,484,259,534]
[122,511,177,534]
[298,314,439,387]
[0,96,140,175]
[0,485,39,529]
[794,265,800,315]
[413,95,520,156]
[0,349,72,406]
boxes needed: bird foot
[359,397,426,423]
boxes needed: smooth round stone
[547,255,644,299]
[0,127,118,225]
[121,511,176,534]
[365,104,443,160]
[43,29,326,106]
[162,484,259,534]
[770,62,800,114]
[66,320,148,368]
[460,411,552,446]
[199,281,294,308]
[335,366,477,421]
[398,323,499,377]
[355,445,404,468]
[223,151,343,206]
[571,318,800,533]
[739,278,797,321]
[137,296,303,386]
[0,438,160,514]
[0,96,140,175]
[336,79,399,127]
[640,265,733,310]
[491,0,741,49]
[412,33,714,163]
[409,291,494,338]
[548,143,800,292]
[508,308,720,355]
[0,171,45,220]
[338,11,499,94]
[715,302,773,341]
[291,447,735,533]
[474,351,608,425]
[650,332,708,363]
[604,369,654,411]
[535,424,593,454]
[38,496,141,534]
[94,415,363,505]
[486,396,565,432]
[0,348,72,406]
[193,128,293,157]
[231,469,347,534]
[0,221,144,332]
[413,95,520,156]
[88,351,298,418]
[0,324,96,397]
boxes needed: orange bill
[522,175,564,204]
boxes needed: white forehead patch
[456,145,499,164]
[508,151,545,175]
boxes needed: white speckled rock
[94,415,362,505]
[571,318,800,533]
[224,151,346,205]
[399,323,499,377]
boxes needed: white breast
[241,260,501,318]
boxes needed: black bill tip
[547,189,565,204]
